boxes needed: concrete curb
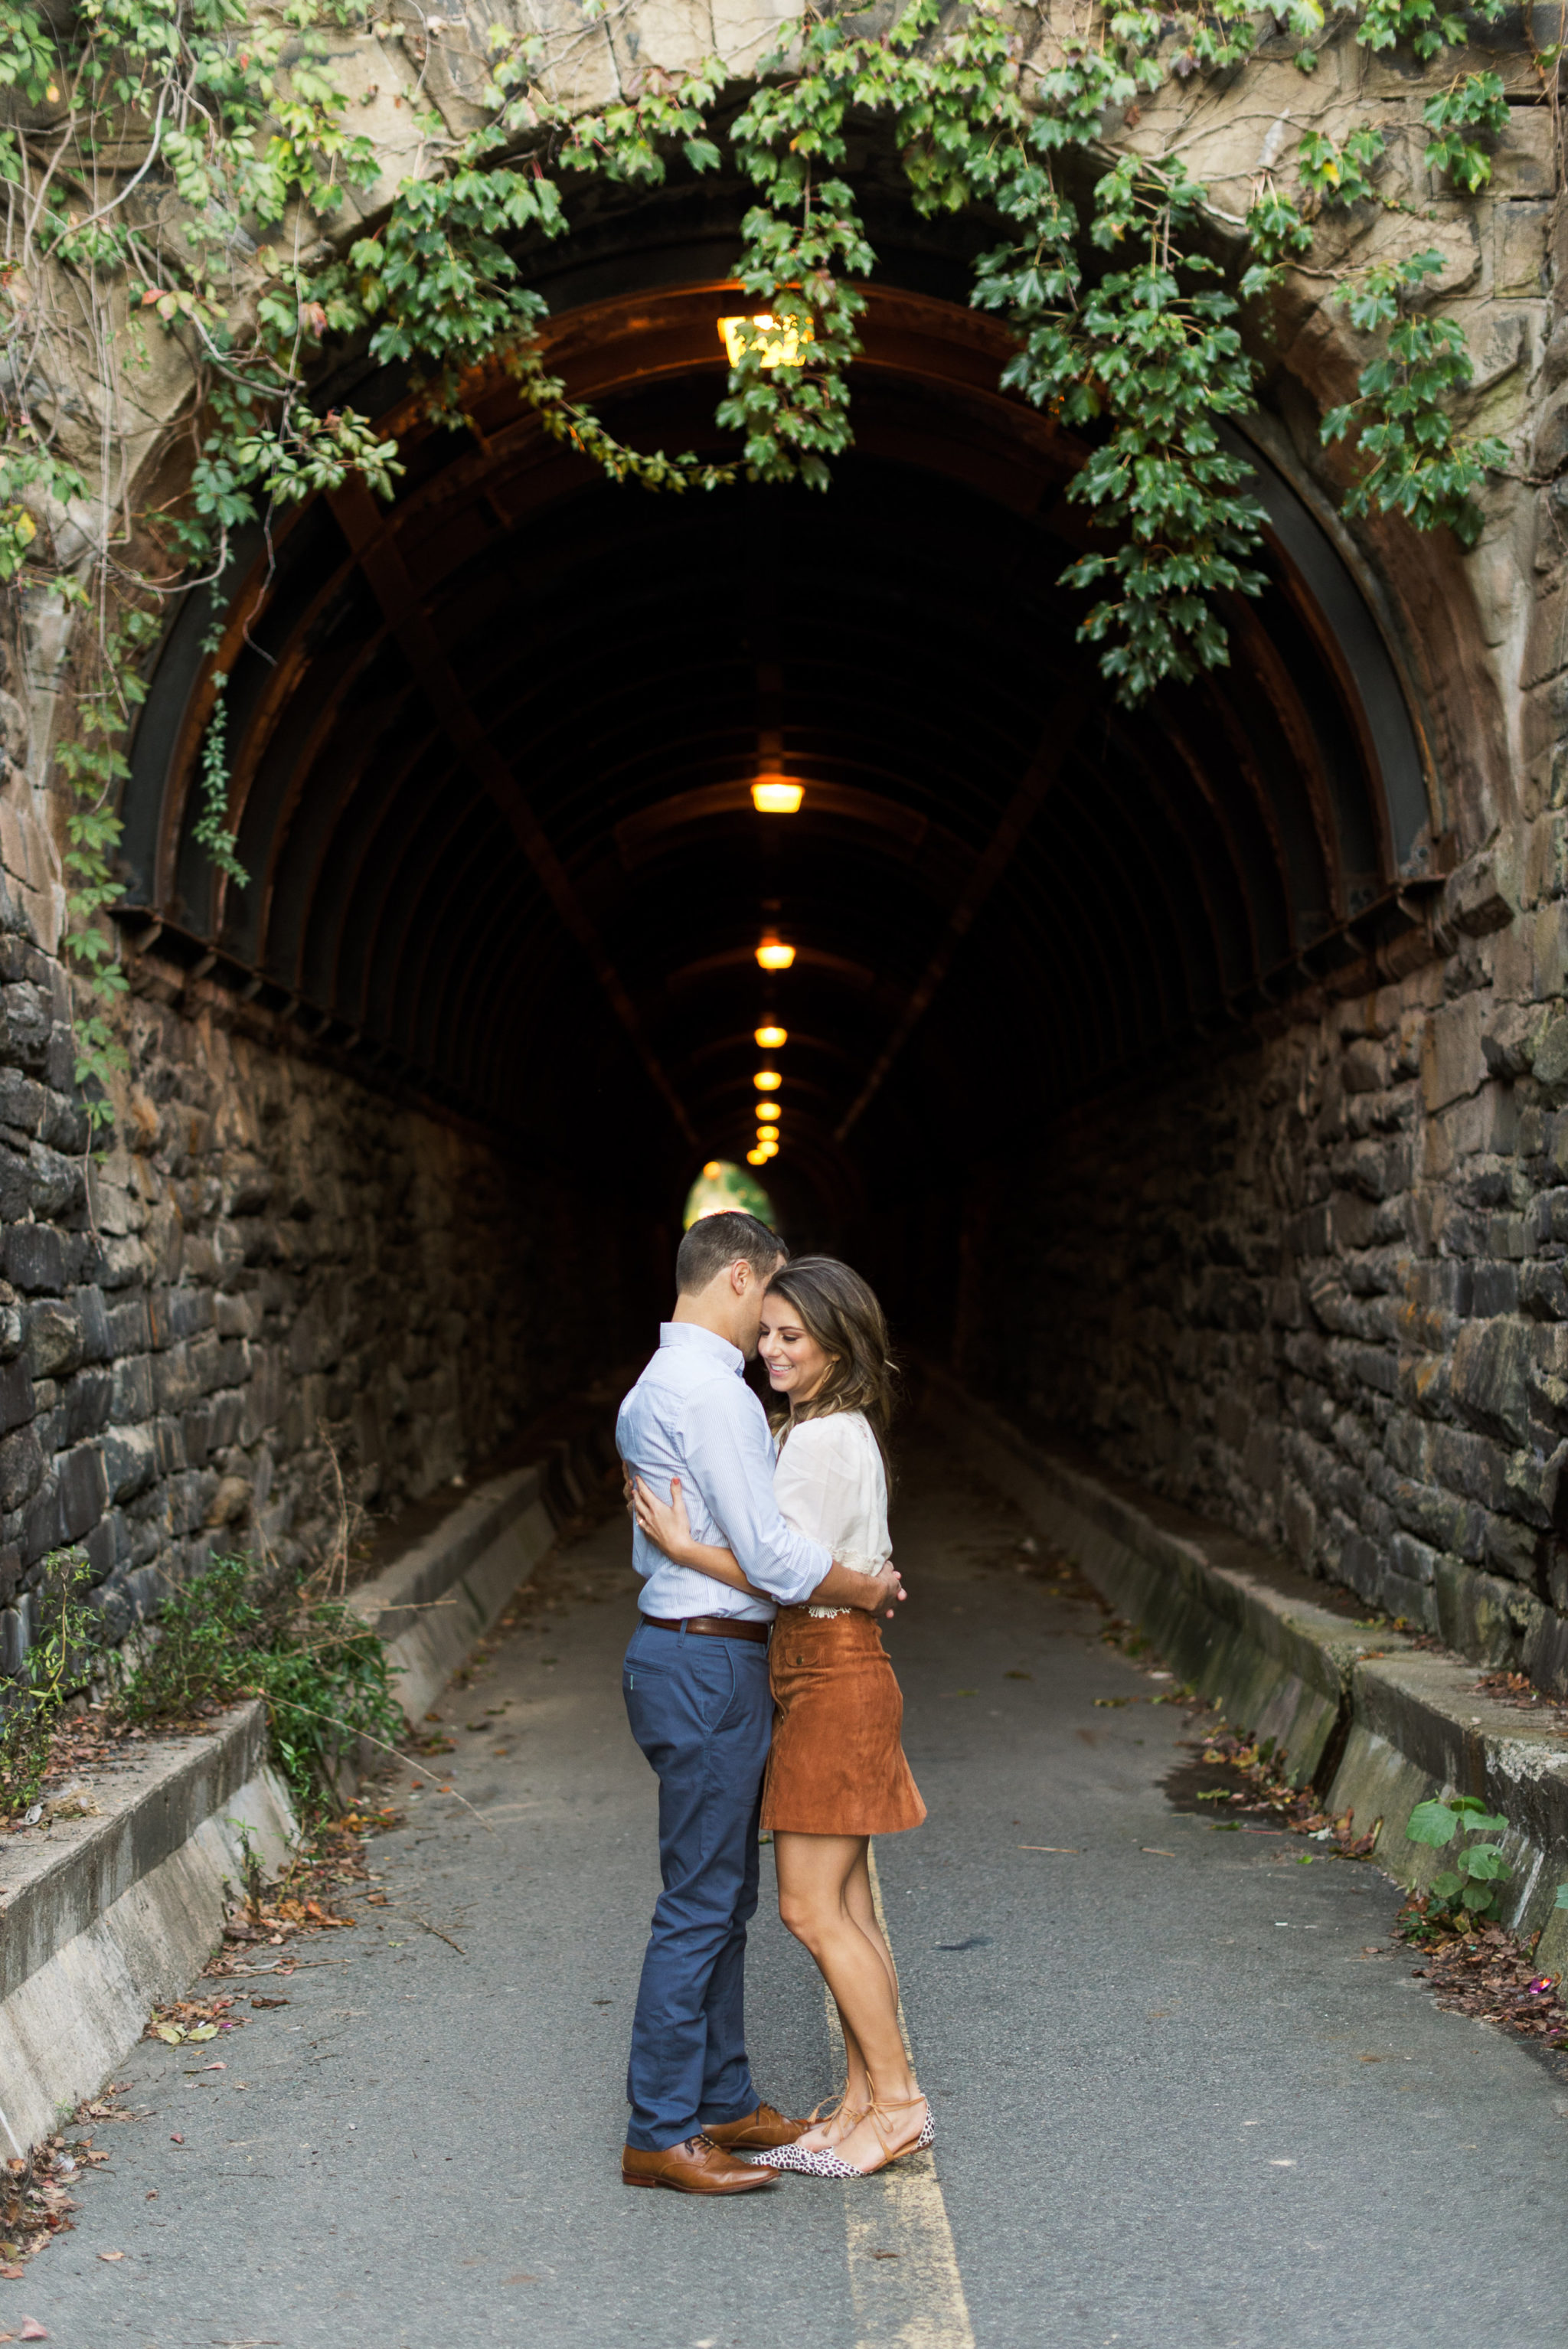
[931,1370,1568,1971]
[924,1366,1387,1782]
[348,1464,560,1726]
[0,1413,614,2157]
[0,1700,296,2152]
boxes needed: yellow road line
[819,1844,977,2349]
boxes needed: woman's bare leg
[775,1831,926,2170]
[801,1848,902,2146]
[845,1842,900,2008]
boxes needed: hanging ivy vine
[0,0,1554,1118]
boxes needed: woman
[631,1256,930,2181]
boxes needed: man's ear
[729,1259,753,1295]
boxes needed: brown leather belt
[642,1614,770,1645]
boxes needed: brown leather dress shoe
[702,2101,808,2151]
[622,2135,776,2194]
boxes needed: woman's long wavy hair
[765,1256,898,1488]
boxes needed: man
[616,1210,904,2195]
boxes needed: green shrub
[116,1554,404,1819]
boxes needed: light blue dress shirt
[616,1323,833,1622]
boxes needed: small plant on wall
[1403,1794,1513,1938]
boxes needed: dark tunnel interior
[118,169,1446,1398]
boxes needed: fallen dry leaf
[97,2250,124,2262]
[503,2273,539,2284]
[871,2249,900,2261]
[19,2321,46,2340]
[0,2264,21,2279]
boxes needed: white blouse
[773,1410,890,1616]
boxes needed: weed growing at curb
[1401,1795,1514,1934]
[113,1553,403,1821]
[0,1551,105,1821]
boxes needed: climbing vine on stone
[0,0,1552,1090]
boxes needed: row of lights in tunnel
[748,788,799,1166]
[705,314,812,1186]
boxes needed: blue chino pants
[622,1618,773,2150]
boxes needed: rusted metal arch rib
[1150,711,1267,992]
[388,799,530,1073]
[1223,608,1348,926]
[430,857,543,1101]
[1023,773,1194,1040]
[257,653,435,998]
[1065,733,1239,1020]
[206,567,388,949]
[991,811,1158,1082]
[345,771,500,1044]
[326,479,695,1145]
[1182,683,1299,962]
[835,698,1087,1143]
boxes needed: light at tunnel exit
[683,1161,777,1230]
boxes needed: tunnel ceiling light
[753,1070,782,1092]
[756,932,795,972]
[758,1139,779,1158]
[752,778,804,815]
[757,1122,779,1141]
[718,314,815,369]
[755,1024,787,1050]
[746,1147,769,1165]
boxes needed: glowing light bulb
[756,933,795,972]
[746,1147,768,1165]
[751,779,804,815]
[755,1024,787,1050]
[758,1139,779,1158]
[718,315,815,369]
[754,1100,782,1121]
[757,1125,779,1144]
[702,1161,722,1180]
[753,1070,782,1093]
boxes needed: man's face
[736,1253,788,1360]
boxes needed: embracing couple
[615,1209,929,2195]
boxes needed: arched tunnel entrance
[116,183,1474,1606]
[18,145,1568,2349]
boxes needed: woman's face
[759,1294,835,1403]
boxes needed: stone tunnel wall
[959,818,1568,1698]
[0,870,614,1686]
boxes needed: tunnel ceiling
[121,199,1441,1220]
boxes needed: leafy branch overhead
[0,0,1542,1087]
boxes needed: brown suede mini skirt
[761,1607,926,1837]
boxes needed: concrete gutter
[0,1417,612,2156]
[931,1368,1568,1972]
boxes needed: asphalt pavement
[17,1434,1568,2349]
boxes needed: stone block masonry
[0,929,617,1687]
[959,830,1568,1697]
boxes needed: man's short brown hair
[676,1211,786,1296]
